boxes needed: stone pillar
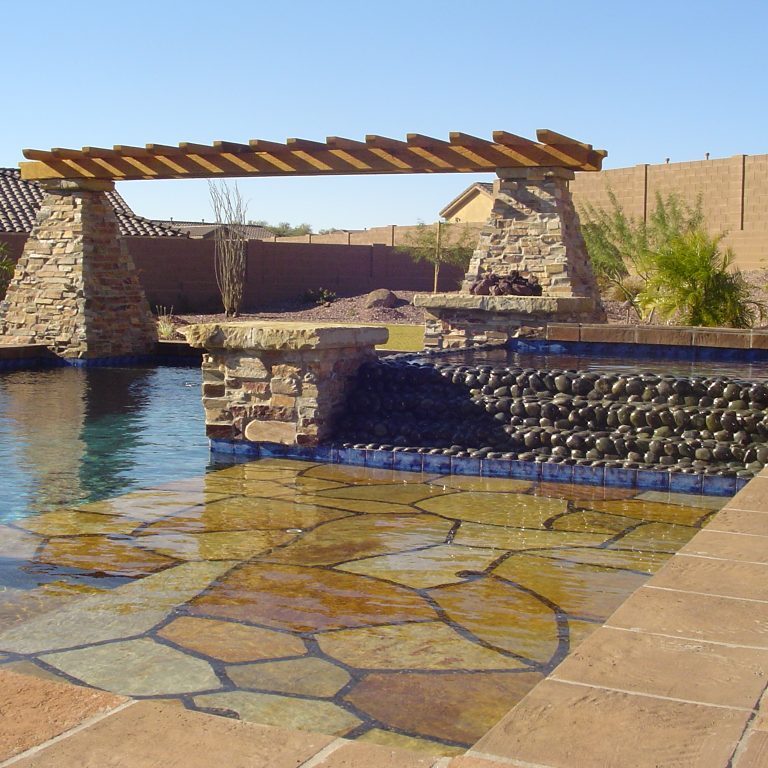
[0,179,157,359]
[462,167,604,306]
[181,322,389,447]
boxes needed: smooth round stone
[695,448,712,462]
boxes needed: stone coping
[547,322,768,350]
[210,440,748,497]
[4,468,767,767]
[413,293,597,314]
[180,322,389,352]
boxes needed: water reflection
[0,366,208,523]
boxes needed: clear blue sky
[2,0,765,230]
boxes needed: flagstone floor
[0,459,724,756]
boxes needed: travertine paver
[551,626,768,708]
[42,638,221,696]
[7,700,334,768]
[679,529,768,563]
[308,740,439,767]
[0,669,126,762]
[472,679,750,767]
[706,507,768,536]
[606,587,768,647]
[648,553,768,601]
[158,616,306,662]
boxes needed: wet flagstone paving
[0,458,725,756]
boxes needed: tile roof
[152,220,276,240]
[0,168,185,237]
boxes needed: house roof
[151,221,276,240]
[0,168,185,237]
[439,181,494,220]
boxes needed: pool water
[0,458,724,755]
[0,366,209,523]
[432,348,768,379]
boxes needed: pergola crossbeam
[20,130,606,181]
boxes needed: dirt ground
[174,272,768,331]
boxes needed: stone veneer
[463,167,603,300]
[181,322,388,446]
[0,180,157,359]
[416,167,605,349]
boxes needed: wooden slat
[536,129,593,150]
[248,139,291,152]
[213,141,253,153]
[286,138,329,150]
[145,144,188,155]
[178,142,220,155]
[81,147,121,158]
[50,148,87,160]
[113,145,156,159]
[365,135,410,150]
[22,149,56,161]
[406,133,451,148]
[326,136,369,150]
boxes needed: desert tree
[209,180,249,317]
[399,220,476,292]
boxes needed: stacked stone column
[181,322,389,447]
[0,179,157,359]
[463,167,604,302]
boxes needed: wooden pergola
[19,130,606,182]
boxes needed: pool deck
[1,469,767,767]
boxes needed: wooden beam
[406,133,451,148]
[536,129,593,150]
[326,136,369,150]
[365,135,410,150]
[22,149,56,161]
[50,148,87,160]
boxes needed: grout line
[603,625,768,651]
[547,678,754,712]
[643,584,768,604]
[675,553,768,566]
[692,523,768,540]
[0,700,136,767]
[464,750,557,767]
[296,738,347,768]
[721,506,768,516]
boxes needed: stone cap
[181,321,389,351]
[413,293,597,314]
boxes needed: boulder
[365,289,398,309]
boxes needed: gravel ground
[174,272,768,331]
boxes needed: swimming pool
[0,366,209,524]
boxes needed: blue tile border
[669,472,704,495]
[541,462,574,484]
[422,453,452,474]
[206,439,746,498]
[392,452,424,473]
[573,464,605,486]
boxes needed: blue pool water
[0,366,209,524]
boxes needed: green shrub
[303,287,337,305]
[637,230,765,328]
